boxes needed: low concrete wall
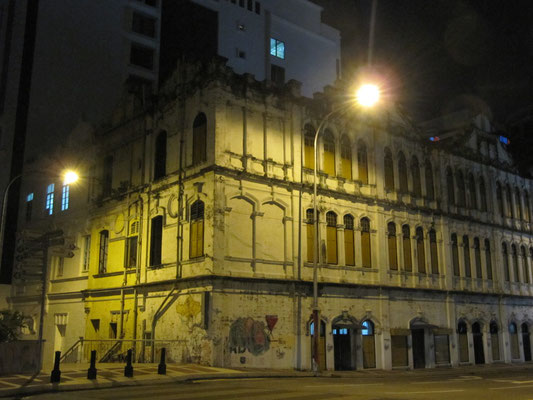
[0,341,40,375]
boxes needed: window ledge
[92,270,135,278]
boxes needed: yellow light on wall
[356,84,380,107]
[63,170,79,185]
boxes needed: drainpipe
[151,287,176,362]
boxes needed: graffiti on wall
[229,317,270,355]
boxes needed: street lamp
[311,84,380,373]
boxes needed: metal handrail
[59,337,83,362]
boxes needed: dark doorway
[333,325,353,370]
[412,328,425,369]
[472,322,485,364]
[522,323,531,362]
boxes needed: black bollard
[50,351,61,383]
[158,348,166,375]
[87,350,97,380]
[124,349,134,377]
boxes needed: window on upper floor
[150,216,163,266]
[446,168,455,206]
[357,141,368,184]
[463,235,471,278]
[326,212,337,264]
[126,221,139,269]
[45,184,55,215]
[485,239,493,280]
[25,193,33,222]
[193,113,207,166]
[154,131,167,180]
[456,170,466,207]
[361,217,371,268]
[98,230,109,274]
[525,191,531,222]
[387,222,398,271]
[270,38,285,59]
[506,184,514,219]
[402,225,412,272]
[132,12,156,38]
[306,209,317,263]
[467,173,477,209]
[303,124,315,170]
[479,177,488,212]
[425,161,434,201]
[521,245,529,284]
[340,135,352,180]
[271,64,285,86]
[411,156,421,198]
[82,235,91,273]
[511,244,519,282]
[190,200,205,259]
[451,233,459,276]
[130,43,154,70]
[102,155,113,197]
[384,148,394,190]
[496,182,504,218]
[516,187,523,221]
[429,229,438,274]
[502,242,510,281]
[60,184,69,212]
[416,227,425,274]
[322,129,335,176]
[344,215,355,266]
[474,237,482,279]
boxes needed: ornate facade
[11,58,533,370]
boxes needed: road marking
[304,383,383,388]
[386,389,464,395]
[490,384,533,390]
[192,378,267,383]
[412,381,447,385]
[450,375,482,381]
[492,379,533,384]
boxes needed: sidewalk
[0,363,313,398]
[1,362,532,398]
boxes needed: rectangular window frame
[270,38,285,59]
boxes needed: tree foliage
[0,310,26,342]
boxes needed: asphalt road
[17,368,533,400]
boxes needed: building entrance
[411,329,425,369]
[333,325,353,370]
[522,323,531,362]
[472,322,485,364]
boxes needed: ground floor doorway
[411,328,425,369]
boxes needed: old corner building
[10,56,533,372]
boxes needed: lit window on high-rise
[270,38,285,59]
[61,184,70,211]
[45,184,54,215]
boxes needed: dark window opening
[271,64,285,86]
[193,113,207,165]
[130,44,154,70]
[132,12,156,37]
[154,131,167,179]
[150,216,163,266]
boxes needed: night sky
[313,0,533,124]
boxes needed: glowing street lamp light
[356,83,380,108]
[63,170,79,185]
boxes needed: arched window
[456,170,466,207]
[463,235,471,278]
[525,191,531,222]
[402,225,412,272]
[357,140,368,184]
[490,321,500,361]
[479,177,488,212]
[411,156,421,197]
[458,320,469,362]
[516,187,524,221]
[384,148,394,190]
[344,215,355,266]
[361,217,371,268]
[496,182,504,218]
[98,230,109,274]
[323,129,335,176]
[512,244,519,282]
[326,211,338,264]
[306,209,316,263]
[446,167,455,205]
[416,227,425,273]
[502,242,510,281]
[150,215,163,266]
[398,152,408,193]
[154,131,167,179]
[506,184,514,219]
[521,246,529,284]
[429,229,438,274]
[509,322,520,359]
[485,239,493,280]
[340,135,352,180]
[193,113,207,165]
[425,160,434,200]
[190,200,204,259]
[468,173,477,209]
[452,233,460,276]
[474,238,482,279]
[388,222,398,270]
[304,124,315,169]
[361,320,376,368]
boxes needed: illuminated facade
[10,57,533,370]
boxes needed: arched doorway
[522,323,531,362]
[510,322,520,360]
[310,319,326,370]
[490,321,500,362]
[458,320,469,363]
[361,320,376,368]
[332,313,357,371]
[410,319,426,369]
[472,322,485,364]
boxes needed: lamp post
[311,84,379,373]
